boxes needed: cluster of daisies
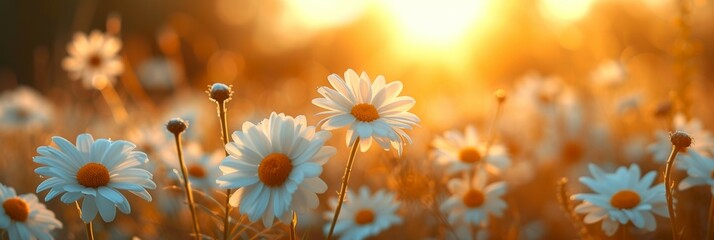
[1,26,712,240]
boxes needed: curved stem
[664,145,680,240]
[290,211,298,240]
[217,101,232,240]
[174,133,201,240]
[326,137,360,239]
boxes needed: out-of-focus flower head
[0,86,53,132]
[324,186,402,240]
[137,57,180,91]
[573,164,668,236]
[217,112,335,227]
[648,113,714,163]
[440,170,508,227]
[677,149,714,194]
[0,183,62,240]
[34,133,156,223]
[62,30,124,89]
[165,142,222,191]
[312,69,420,155]
[431,125,510,175]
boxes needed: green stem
[290,211,298,240]
[664,145,680,240]
[174,133,201,240]
[326,137,360,239]
[217,100,232,240]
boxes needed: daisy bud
[670,131,692,148]
[208,83,233,103]
[494,89,506,103]
[166,118,188,135]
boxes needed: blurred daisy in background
[573,164,668,236]
[217,112,335,227]
[61,30,124,89]
[312,69,419,155]
[324,186,402,240]
[0,183,62,240]
[677,149,714,194]
[34,134,156,222]
[648,113,714,163]
[440,170,508,227]
[0,86,53,132]
[164,142,222,191]
[431,125,510,175]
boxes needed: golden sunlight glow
[284,0,368,30]
[540,0,594,23]
[383,0,488,46]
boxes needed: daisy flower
[217,112,336,227]
[34,133,156,223]
[678,149,714,194]
[0,183,62,240]
[0,86,53,132]
[61,30,124,88]
[312,69,419,155]
[324,186,402,240]
[440,170,507,226]
[648,113,714,163]
[431,125,510,174]
[572,164,668,236]
[165,142,222,191]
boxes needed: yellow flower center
[354,209,375,225]
[2,198,29,222]
[462,189,485,208]
[610,190,641,209]
[88,54,103,68]
[459,148,482,164]
[76,163,111,188]
[350,103,380,122]
[187,164,206,178]
[258,153,293,187]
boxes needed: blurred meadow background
[1,0,714,239]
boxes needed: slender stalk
[706,196,714,239]
[98,81,128,124]
[484,91,505,155]
[219,101,232,240]
[290,211,298,240]
[477,91,505,177]
[173,133,201,240]
[664,145,680,240]
[326,137,361,239]
[210,85,234,240]
[74,201,95,240]
[85,222,95,240]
